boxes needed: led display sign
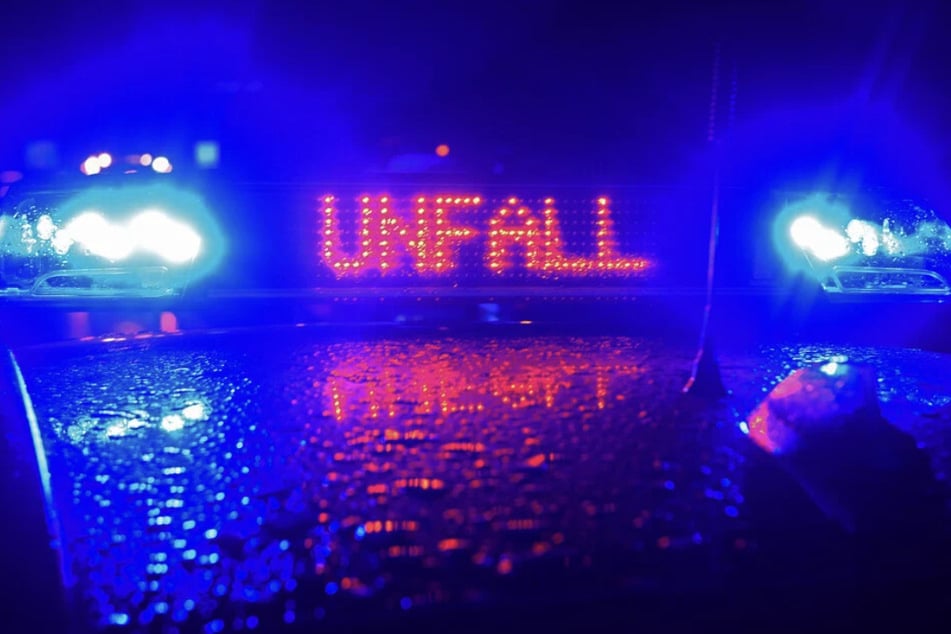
[317,194,652,281]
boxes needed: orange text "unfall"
[318,194,651,276]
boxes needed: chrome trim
[29,266,178,298]
[821,265,951,296]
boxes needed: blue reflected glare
[17,334,951,631]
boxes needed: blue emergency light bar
[0,183,222,298]
[776,193,951,297]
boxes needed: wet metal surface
[15,331,951,631]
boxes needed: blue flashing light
[55,182,225,277]
[2,182,225,297]
[59,207,199,264]
[845,219,882,256]
[774,193,951,296]
[773,194,853,272]
[789,215,850,262]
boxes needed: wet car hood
[14,329,951,631]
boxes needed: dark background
[0,0,947,192]
[1,0,950,292]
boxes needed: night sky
[0,0,948,195]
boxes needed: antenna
[683,41,728,397]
